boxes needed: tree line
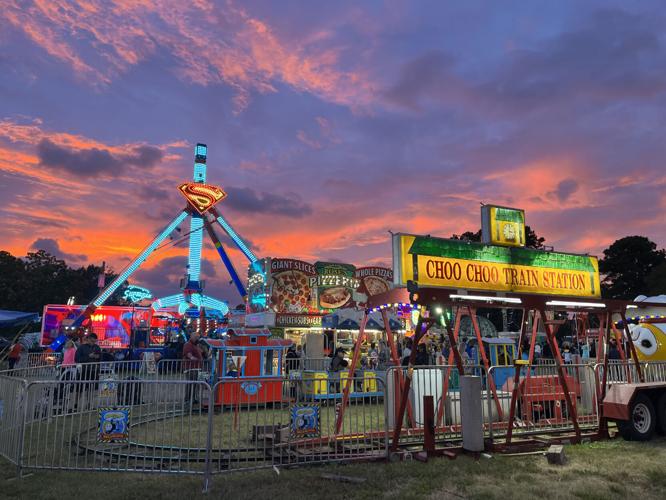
[0,231,664,315]
[0,250,120,313]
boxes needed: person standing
[285,346,299,374]
[62,340,77,366]
[369,342,379,369]
[182,332,203,404]
[75,334,102,409]
[7,342,23,370]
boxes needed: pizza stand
[245,258,395,350]
[334,204,662,450]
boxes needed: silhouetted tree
[645,262,666,296]
[451,226,545,249]
[599,236,666,299]
[0,250,119,312]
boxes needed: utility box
[460,376,484,452]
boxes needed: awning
[0,310,40,327]
[322,308,402,331]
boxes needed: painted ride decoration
[626,295,666,362]
[204,329,292,405]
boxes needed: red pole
[469,307,503,419]
[335,312,368,434]
[381,308,414,427]
[538,307,581,442]
[390,318,430,452]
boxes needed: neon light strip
[93,211,188,306]
[153,293,186,310]
[214,212,257,262]
[188,215,204,282]
[449,294,522,304]
[201,296,229,314]
[545,300,606,308]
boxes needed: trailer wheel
[618,393,656,441]
[656,392,666,435]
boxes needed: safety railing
[0,375,28,467]
[595,360,666,386]
[22,352,63,368]
[207,374,387,474]
[0,370,388,490]
[384,364,502,446]
[0,359,215,383]
[489,363,598,440]
[18,379,211,476]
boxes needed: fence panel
[20,352,62,369]
[19,379,211,475]
[385,365,508,446]
[208,373,387,473]
[0,375,27,465]
[489,363,598,439]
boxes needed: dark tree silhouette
[0,249,120,313]
[451,226,545,249]
[599,236,666,299]
[645,262,666,295]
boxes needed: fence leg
[202,384,214,494]
[423,396,435,456]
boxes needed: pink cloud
[1,1,376,112]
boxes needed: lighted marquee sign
[481,205,526,247]
[178,182,226,214]
[393,234,601,298]
[123,285,152,304]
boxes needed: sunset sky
[1,1,665,303]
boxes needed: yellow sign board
[481,205,526,247]
[393,234,601,298]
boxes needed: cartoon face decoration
[629,323,666,361]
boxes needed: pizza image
[319,287,352,309]
[270,271,311,313]
[363,276,390,296]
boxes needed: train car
[205,328,292,405]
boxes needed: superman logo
[178,182,226,214]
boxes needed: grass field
[2,437,666,499]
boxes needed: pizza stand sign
[393,206,601,298]
[314,262,359,309]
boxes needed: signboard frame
[393,233,601,298]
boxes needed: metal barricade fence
[22,352,62,368]
[0,374,28,466]
[643,361,666,383]
[488,363,598,440]
[383,365,502,446]
[595,360,666,386]
[301,357,331,371]
[208,373,387,473]
[1,359,215,384]
[19,378,212,475]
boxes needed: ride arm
[73,211,189,326]
[208,206,257,264]
[204,221,247,297]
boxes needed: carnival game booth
[205,328,292,406]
